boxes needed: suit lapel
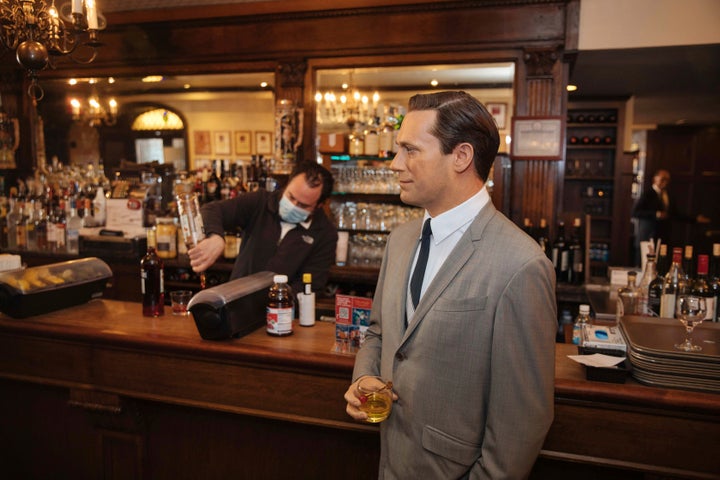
[402,203,497,339]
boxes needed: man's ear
[452,143,475,173]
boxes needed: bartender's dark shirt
[201,189,338,294]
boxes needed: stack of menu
[619,316,720,394]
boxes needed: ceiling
[568,43,720,127]
[46,3,720,128]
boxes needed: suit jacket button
[395,352,406,361]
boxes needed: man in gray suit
[345,91,557,479]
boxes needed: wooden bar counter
[0,300,718,479]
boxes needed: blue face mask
[279,195,311,224]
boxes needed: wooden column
[512,46,568,235]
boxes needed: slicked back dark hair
[407,91,500,182]
[289,161,335,204]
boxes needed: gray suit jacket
[353,202,556,480]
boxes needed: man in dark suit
[344,92,556,479]
[632,169,709,261]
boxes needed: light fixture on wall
[0,0,106,100]
[70,95,117,127]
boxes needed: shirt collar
[422,186,490,244]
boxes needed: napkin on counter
[568,353,627,368]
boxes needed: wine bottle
[551,221,568,283]
[141,228,165,317]
[693,254,715,321]
[536,218,551,259]
[656,244,670,277]
[637,252,659,316]
[681,245,695,287]
[660,247,685,318]
[711,243,720,322]
[567,218,584,285]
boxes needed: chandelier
[0,1,107,100]
[70,94,117,127]
[315,71,380,129]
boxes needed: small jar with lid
[155,217,177,259]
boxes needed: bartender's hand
[344,376,398,421]
[188,234,225,273]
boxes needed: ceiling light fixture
[566,84,578,92]
[70,94,118,127]
[0,0,107,100]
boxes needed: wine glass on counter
[176,193,207,289]
[674,294,707,352]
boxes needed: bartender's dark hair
[408,91,499,182]
[289,161,334,204]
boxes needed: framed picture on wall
[193,130,211,155]
[255,131,273,155]
[486,102,507,130]
[213,131,232,155]
[234,131,252,155]
[510,116,564,160]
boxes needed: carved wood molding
[277,61,307,90]
[523,47,562,78]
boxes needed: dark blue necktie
[410,219,432,308]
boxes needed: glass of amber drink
[357,376,393,423]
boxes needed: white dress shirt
[406,186,491,321]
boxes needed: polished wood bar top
[1,299,719,418]
[0,299,354,374]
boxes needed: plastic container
[0,258,112,318]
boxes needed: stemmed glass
[674,295,707,352]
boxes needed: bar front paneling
[0,299,719,478]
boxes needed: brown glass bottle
[266,274,294,336]
[141,229,165,317]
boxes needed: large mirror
[37,72,276,173]
[314,62,515,156]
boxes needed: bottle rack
[564,103,625,279]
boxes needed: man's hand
[344,376,398,421]
[188,234,225,272]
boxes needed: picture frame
[234,130,252,155]
[510,116,564,160]
[213,130,232,155]
[486,102,507,130]
[255,131,273,155]
[193,130,211,155]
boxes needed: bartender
[188,161,338,295]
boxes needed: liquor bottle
[637,252,660,316]
[54,200,67,252]
[34,200,48,252]
[617,271,639,320]
[24,198,36,251]
[568,218,584,285]
[46,205,58,252]
[266,274,294,336]
[141,228,165,317]
[14,199,27,250]
[6,197,17,249]
[572,304,591,345]
[693,255,715,321]
[522,218,534,239]
[206,160,222,202]
[660,247,685,318]
[711,243,720,322]
[364,118,380,156]
[681,245,695,289]
[92,186,106,227]
[66,198,82,255]
[0,197,8,250]
[656,244,670,277]
[551,221,568,283]
[536,218,551,259]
